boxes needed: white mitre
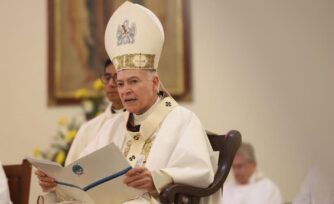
[105,1,165,71]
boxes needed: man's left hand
[124,166,155,192]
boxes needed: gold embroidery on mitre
[116,20,136,46]
[113,53,155,71]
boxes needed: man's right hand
[35,169,57,192]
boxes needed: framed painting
[48,0,192,105]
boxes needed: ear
[152,75,160,93]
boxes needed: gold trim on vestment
[123,97,178,166]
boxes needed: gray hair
[146,69,158,80]
[145,69,172,97]
[237,142,256,163]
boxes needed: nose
[118,83,132,96]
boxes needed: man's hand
[35,169,57,192]
[124,166,155,192]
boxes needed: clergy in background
[221,142,283,204]
[65,59,124,165]
[293,165,334,204]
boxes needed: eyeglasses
[100,73,117,84]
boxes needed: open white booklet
[27,143,145,204]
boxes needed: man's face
[116,69,159,115]
[103,64,120,103]
[231,154,256,185]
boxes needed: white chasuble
[56,97,219,204]
[121,97,219,204]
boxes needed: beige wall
[0,0,333,203]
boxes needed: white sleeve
[158,112,215,188]
[65,123,88,166]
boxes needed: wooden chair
[3,159,32,204]
[159,130,242,204]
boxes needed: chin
[130,109,143,115]
[125,106,137,114]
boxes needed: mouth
[123,98,137,104]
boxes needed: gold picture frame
[48,0,192,105]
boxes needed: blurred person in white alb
[293,165,334,204]
[65,59,124,165]
[35,60,125,201]
[221,142,283,204]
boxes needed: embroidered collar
[126,97,178,140]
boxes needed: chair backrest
[3,159,32,204]
[159,130,241,204]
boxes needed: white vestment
[50,97,219,204]
[293,167,334,204]
[65,104,123,165]
[81,97,220,204]
[221,170,283,204]
[0,161,12,204]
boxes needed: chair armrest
[159,130,241,204]
[160,183,213,204]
